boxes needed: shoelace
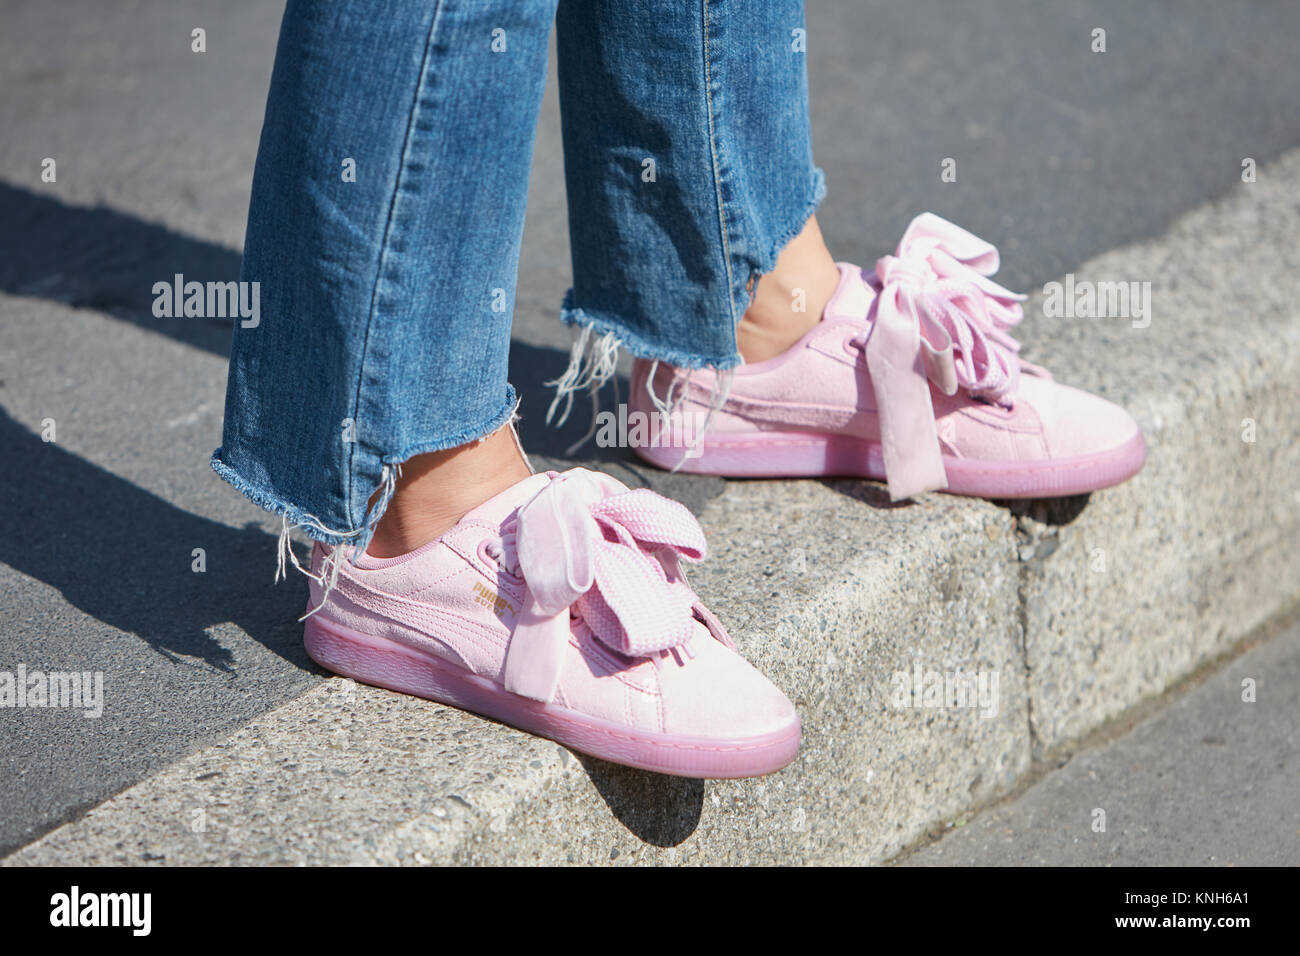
[849,212,1027,501]
[498,468,709,703]
[482,528,520,576]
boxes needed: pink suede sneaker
[631,213,1146,500]
[300,467,800,778]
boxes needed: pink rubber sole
[636,430,1147,499]
[304,616,801,779]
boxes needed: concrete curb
[898,620,1300,866]
[7,151,1300,866]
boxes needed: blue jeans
[213,0,823,550]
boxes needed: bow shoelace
[497,468,715,703]
[849,213,1028,501]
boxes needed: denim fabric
[558,0,824,368]
[213,0,823,549]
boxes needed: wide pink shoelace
[503,468,708,703]
[851,213,1027,501]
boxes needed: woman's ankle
[737,215,841,364]
[366,423,532,558]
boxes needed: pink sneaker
[631,213,1146,500]
[300,468,800,778]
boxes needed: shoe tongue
[460,471,554,529]
[459,466,634,532]
[823,263,877,322]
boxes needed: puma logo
[472,581,517,620]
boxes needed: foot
[303,467,801,778]
[367,421,531,558]
[630,213,1146,500]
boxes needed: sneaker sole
[303,615,801,779]
[635,429,1147,499]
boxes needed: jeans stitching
[701,0,740,341]
[345,0,446,531]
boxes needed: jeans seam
[345,0,446,530]
[701,0,740,344]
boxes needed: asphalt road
[901,621,1300,866]
[2,0,1299,855]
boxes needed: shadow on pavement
[0,183,241,359]
[1002,494,1092,527]
[576,754,705,847]
[0,405,310,672]
[0,182,720,484]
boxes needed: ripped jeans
[212,0,824,552]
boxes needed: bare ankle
[366,424,531,558]
[737,215,840,364]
